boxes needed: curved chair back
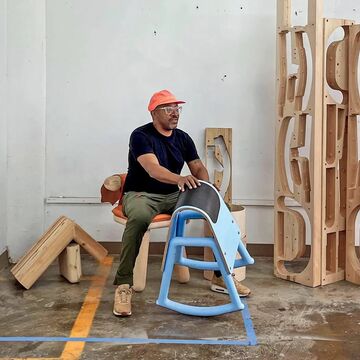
[173,181,245,274]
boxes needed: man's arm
[137,153,201,191]
[188,159,209,182]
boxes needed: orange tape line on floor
[60,256,114,360]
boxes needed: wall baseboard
[0,249,9,270]
[78,242,360,259]
[97,242,276,257]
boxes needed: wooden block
[73,224,108,261]
[104,174,122,192]
[59,243,82,283]
[11,217,75,289]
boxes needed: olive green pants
[113,191,179,286]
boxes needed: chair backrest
[175,182,220,222]
[172,181,241,274]
[100,173,127,205]
[118,173,127,203]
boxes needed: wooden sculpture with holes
[275,0,360,286]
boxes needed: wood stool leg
[161,243,190,283]
[174,247,190,283]
[231,208,246,282]
[203,246,215,280]
[133,230,150,292]
[59,242,82,283]
[162,229,190,283]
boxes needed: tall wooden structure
[274,0,360,286]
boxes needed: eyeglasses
[158,106,182,115]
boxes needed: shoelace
[118,288,132,304]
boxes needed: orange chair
[101,173,189,291]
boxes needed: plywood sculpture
[275,0,360,286]
[11,216,108,289]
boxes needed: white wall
[0,0,7,255]
[6,0,46,261]
[45,0,277,199]
[43,0,278,248]
[3,1,360,260]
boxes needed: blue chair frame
[156,181,254,316]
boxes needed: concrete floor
[0,256,360,359]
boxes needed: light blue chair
[156,181,254,316]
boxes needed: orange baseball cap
[148,89,185,112]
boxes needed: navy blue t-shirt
[123,123,199,194]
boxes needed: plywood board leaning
[11,216,108,289]
[11,217,75,289]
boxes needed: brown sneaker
[211,274,251,297]
[113,284,133,316]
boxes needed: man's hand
[177,175,201,192]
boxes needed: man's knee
[126,209,154,227]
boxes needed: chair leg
[133,230,150,292]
